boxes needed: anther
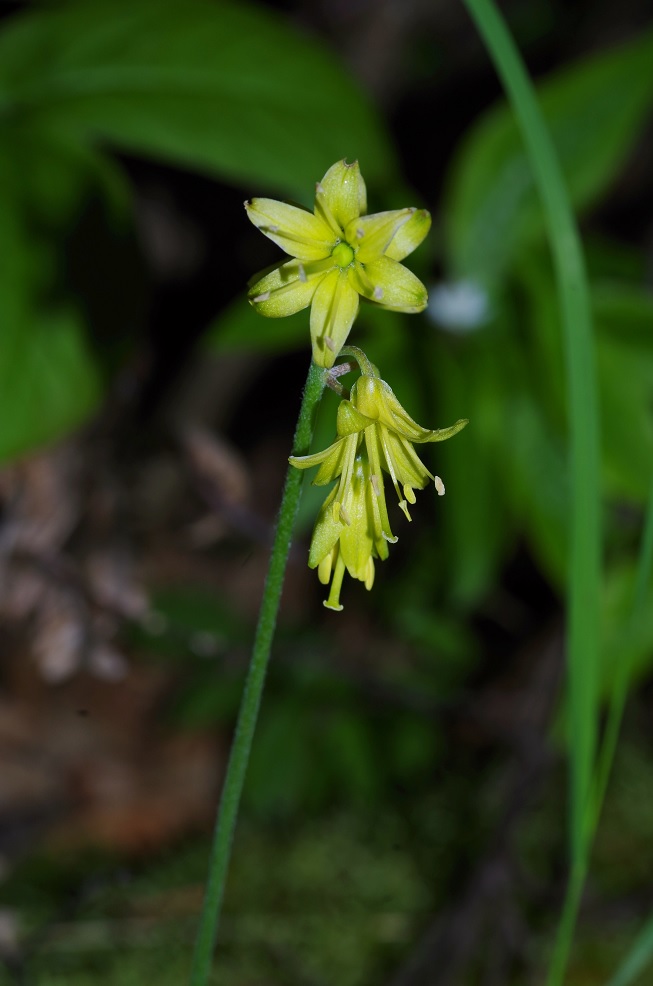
[370,473,380,496]
[298,263,307,283]
[253,291,271,303]
[373,286,384,301]
[434,476,445,496]
[356,227,364,239]
[325,336,336,352]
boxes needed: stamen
[325,336,336,352]
[298,263,307,283]
[339,504,351,526]
[434,476,445,496]
[370,473,380,496]
[253,291,271,303]
[356,227,364,239]
[399,500,412,522]
[267,224,280,233]
[373,286,384,301]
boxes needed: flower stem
[189,358,326,986]
[461,0,601,981]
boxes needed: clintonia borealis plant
[191,159,468,985]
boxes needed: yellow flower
[350,371,468,519]
[309,453,392,612]
[290,362,468,609]
[246,160,431,368]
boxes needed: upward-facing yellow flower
[246,160,431,367]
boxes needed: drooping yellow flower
[350,371,468,520]
[246,160,431,368]
[309,453,393,612]
[290,361,468,609]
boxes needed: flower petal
[248,258,331,318]
[352,374,469,444]
[289,437,344,474]
[384,209,431,261]
[338,457,377,580]
[354,256,428,312]
[381,428,433,489]
[336,400,375,437]
[245,198,334,260]
[316,160,367,232]
[310,268,359,368]
[308,489,342,569]
[345,208,415,264]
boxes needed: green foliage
[444,28,653,282]
[0,0,393,464]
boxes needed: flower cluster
[246,160,468,611]
[246,160,430,368]
[290,362,467,610]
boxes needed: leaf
[444,30,653,281]
[0,167,101,463]
[0,0,394,197]
[601,561,653,698]
[429,332,515,606]
[605,902,653,985]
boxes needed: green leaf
[601,561,653,698]
[429,332,514,606]
[0,0,394,197]
[0,168,101,463]
[606,912,653,986]
[444,30,653,281]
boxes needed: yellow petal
[309,495,342,570]
[384,209,431,261]
[336,400,375,437]
[310,268,360,368]
[289,437,344,473]
[345,208,415,264]
[316,160,367,232]
[248,259,331,318]
[356,256,428,312]
[245,198,334,260]
[380,428,433,489]
[338,459,376,581]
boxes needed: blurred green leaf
[601,560,653,697]
[429,332,514,606]
[0,168,101,463]
[598,334,653,501]
[514,251,653,504]
[606,912,653,986]
[503,393,569,586]
[444,30,653,281]
[0,0,394,197]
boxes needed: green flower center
[331,241,355,268]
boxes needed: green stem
[189,359,326,986]
[460,1,601,982]
[590,473,653,833]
